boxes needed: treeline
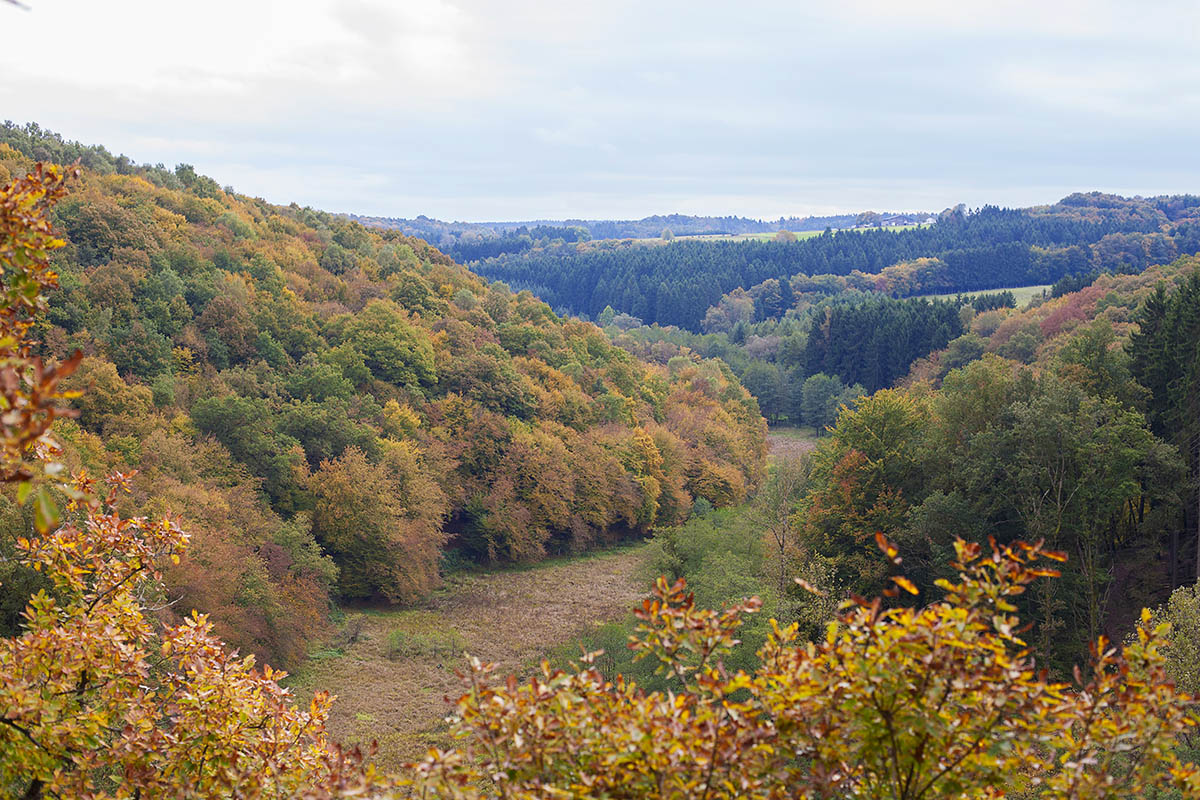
[469,198,1200,330]
[430,223,591,263]
[0,125,767,669]
[609,292,995,426]
[349,210,912,256]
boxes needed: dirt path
[287,545,648,769]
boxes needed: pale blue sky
[3,0,1198,220]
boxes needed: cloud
[2,0,1198,220]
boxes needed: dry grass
[767,426,821,461]
[286,545,650,770]
[913,284,1052,308]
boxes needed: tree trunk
[1195,437,1200,581]
[1170,522,1178,591]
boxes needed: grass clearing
[913,284,1051,308]
[621,224,925,246]
[767,425,821,461]
[286,544,651,770]
[386,628,467,660]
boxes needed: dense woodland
[572,256,1200,679]
[605,290,1018,425]
[463,196,1200,330]
[350,210,905,261]
[0,124,767,670]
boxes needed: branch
[1,716,50,753]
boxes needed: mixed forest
[4,122,1200,799]
[350,210,925,262]
[378,190,1200,427]
[460,195,1200,330]
[0,123,767,671]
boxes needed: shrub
[409,538,1200,799]
[385,628,466,660]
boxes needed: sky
[3,0,1199,221]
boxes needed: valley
[4,0,1200,794]
[2,121,1200,797]
[288,544,650,768]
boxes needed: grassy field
[286,544,650,769]
[677,230,826,242]
[766,425,822,461]
[913,284,1051,308]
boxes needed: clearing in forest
[287,544,649,769]
[767,426,821,461]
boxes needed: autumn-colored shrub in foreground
[409,536,1200,799]
[0,472,388,798]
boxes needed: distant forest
[465,197,1200,330]
[351,210,930,262]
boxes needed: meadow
[914,283,1052,307]
[629,223,925,245]
[285,545,650,768]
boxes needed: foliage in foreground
[411,538,1200,799]
[0,473,386,798]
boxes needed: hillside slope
[0,125,767,669]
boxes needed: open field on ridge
[914,284,1052,307]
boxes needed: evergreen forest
[456,196,1200,330]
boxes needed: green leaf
[16,480,32,506]
[33,486,59,535]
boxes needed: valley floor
[287,544,649,769]
[766,425,821,461]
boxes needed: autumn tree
[304,445,446,602]
[797,389,928,594]
[750,455,810,596]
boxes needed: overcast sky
[3,0,1199,220]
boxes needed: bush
[385,628,466,660]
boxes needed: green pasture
[913,284,1051,308]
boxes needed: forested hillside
[589,256,1200,679]
[468,197,1200,329]
[350,211,916,262]
[0,125,767,669]
[766,256,1200,660]
[605,290,1019,426]
[899,257,1200,597]
[600,256,1200,681]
